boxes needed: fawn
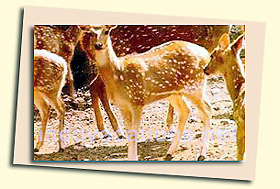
[34,25,123,139]
[34,49,67,152]
[204,33,245,161]
[79,25,212,161]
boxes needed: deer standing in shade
[80,25,212,161]
[204,33,245,161]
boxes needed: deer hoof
[118,135,125,140]
[197,155,206,161]
[164,154,173,161]
[59,148,65,153]
[103,134,112,139]
[34,148,39,153]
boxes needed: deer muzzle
[94,42,104,50]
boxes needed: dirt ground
[34,76,237,161]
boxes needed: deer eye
[104,30,109,35]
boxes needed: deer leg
[236,119,245,161]
[125,108,142,161]
[67,63,75,97]
[165,96,190,161]
[47,94,65,152]
[91,92,106,132]
[188,94,211,161]
[99,89,124,139]
[34,92,50,152]
[166,104,174,130]
[121,108,132,131]
[93,97,112,139]
[90,82,113,138]
[119,108,133,159]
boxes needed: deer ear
[232,34,244,51]
[219,34,230,50]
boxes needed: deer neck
[224,54,245,102]
[95,37,122,84]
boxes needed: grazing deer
[34,49,67,152]
[80,25,212,161]
[204,33,245,161]
[34,25,123,138]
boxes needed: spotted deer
[107,25,230,131]
[34,49,67,152]
[80,25,212,161]
[35,25,229,142]
[34,25,123,139]
[35,26,82,97]
[204,33,245,161]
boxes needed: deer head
[79,25,117,61]
[204,33,244,77]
